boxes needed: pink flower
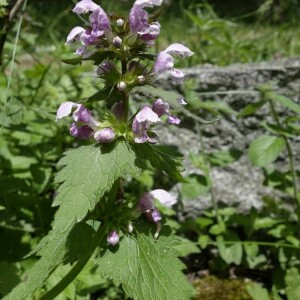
[137,189,177,238]
[153,43,194,81]
[132,106,161,143]
[94,128,115,143]
[107,230,119,246]
[72,0,100,15]
[152,99,181,125]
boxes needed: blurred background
[1,0,300,299]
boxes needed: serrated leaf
[248,135,285,167]
[53,139,141,231]
[133,143,184,182]
[131,85,218,124]
[4,223,95,300]
[95,222,194,300]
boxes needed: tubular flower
[66,1,111,56]
[137,189,177,238]
[132,106,161,143]
[153,43,194,81]
[72,0,100,14]
[107,230,119,246]
[56,101,115,143]
[152,98,181,125]
[94,127,115,143]
[129,0,162,44]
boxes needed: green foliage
[246,283,270,300]
[248,135,285,167]
[95,222,194,300]
[4,223,95,300]
[134,143,185,182]
[285,268,300,300]
[53,140,141,231]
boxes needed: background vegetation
[1,0,300,299]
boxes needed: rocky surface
[155,57,300,217]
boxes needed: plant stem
[121,59,129,122]
[0,0,25,65]
[39,223,107,300]
[0,0,27,144]
[196,122,222,226]
[268,99,299,208]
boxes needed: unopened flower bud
[113,36,122,48]
[97,61,115,75]
[117,81,127,91]
[107,230,119,246]
[94,127,115,143]
[128,223,134,233]
[137,75,146,84]
[117,18,124,27]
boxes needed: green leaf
[246,283,270,300]
[285,268,300,300]
[61,56,83,65]
[237,100,266,117]
[253,217,282,230]
[53,139,141,231]
[244,243,266,269]
[271,94,300,115]
[133,143,184,182]
[248,135,285,167]
[173,237,201,256]
[95,222,194,300]
[216,235,243,265]
[181,174,211,199]
[208,148,243,167]
[198,235,211,249]
[0,262,21,297]
[4,223,95,300]
[131,85,218,124]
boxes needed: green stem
[0,0,28,144]
[268,99,299,208]
[196,123,222,226]
[121,59,129,122]
[39,224,107,300]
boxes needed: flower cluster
[57,0,195,244]
[56,101,115,143]
[107,189,177,246]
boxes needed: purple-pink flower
[137,189,176,237]
[94,127,115,143]
[66,0,111,56]
[129,0,162,44]
[132,106,161,143]
[107,230,119,246]
[56,101,116,143]
[72,0,100,15]
[152,99,181,125]
[153,43,194,81]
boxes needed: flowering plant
[6,1,214,299]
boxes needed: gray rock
[155,57,300,217]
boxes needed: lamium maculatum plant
[5,1,215,299]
